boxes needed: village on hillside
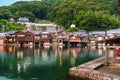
[0,17,120,47]
[1,0,120,79]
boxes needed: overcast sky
[0,0,41,6]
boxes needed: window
[35,36,40,39]
[26,35,31,37]
[17,35,25,37]
[12,35,15,37]
[42,35,48,38]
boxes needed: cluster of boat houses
[0,23,120,47]
[0,30,88,47]
[0,29,119,47]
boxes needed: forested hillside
[0,0,120,31]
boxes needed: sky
[0,0,20,6]
[0,0,39,6]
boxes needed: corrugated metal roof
[5,31,17,34]
[68,32,73,35]
[31,31,41,34]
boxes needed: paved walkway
[69,56,120,80]
[76,57,105,70]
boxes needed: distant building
[88,31,105,45]
[17,17,30,23]
[9,18,15,22]
[107,29,120,38]
[69,30,88,44]
[70,24,75,28]
[25,23,57,31]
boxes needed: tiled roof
[5,31,17,34]
[46,30,57,33]
[18,17,29,22]
[31,30,41,34]
[107,29,120,34]
[69,30,87,35]
[28,23,57,27]
[68,32,73,35]
[89,31,105,35]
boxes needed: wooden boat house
[57,31,69,46]
[69,34,81,47]
[88,31,105,46]
[5,30,89,47]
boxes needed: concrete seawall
[69,57,120,80]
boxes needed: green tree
[0,9,12,19]
[14,11,35,21]
[68,27,79,32]
[0,20,25,32]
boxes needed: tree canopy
[0,0,120,31]
[0,19,25,32]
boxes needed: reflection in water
[0,46,4,52]
[17,64,20,73]
[8,46,13,53]
[0,46,105,80]
[17,51,23,59]
[69,47,81,66]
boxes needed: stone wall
[69,67,120,80]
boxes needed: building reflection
[69,47,81,66]
[58,47,63,66]
[0,45,105,74]
[41,47,50,61]
[34,46,40,57]
[90,46,104,56]
[8,46,13,53]
[97,48,104,55]
[90,46,97,54]
[108,48,114,57]
[17,63,26,73]
[17,51,23,59]
[0,46,4,52]
[69,47,81,58]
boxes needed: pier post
[104,46,109,66]
[104,30,109,66]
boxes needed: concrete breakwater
[69,57,120,80]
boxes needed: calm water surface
[0,46,104,80]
